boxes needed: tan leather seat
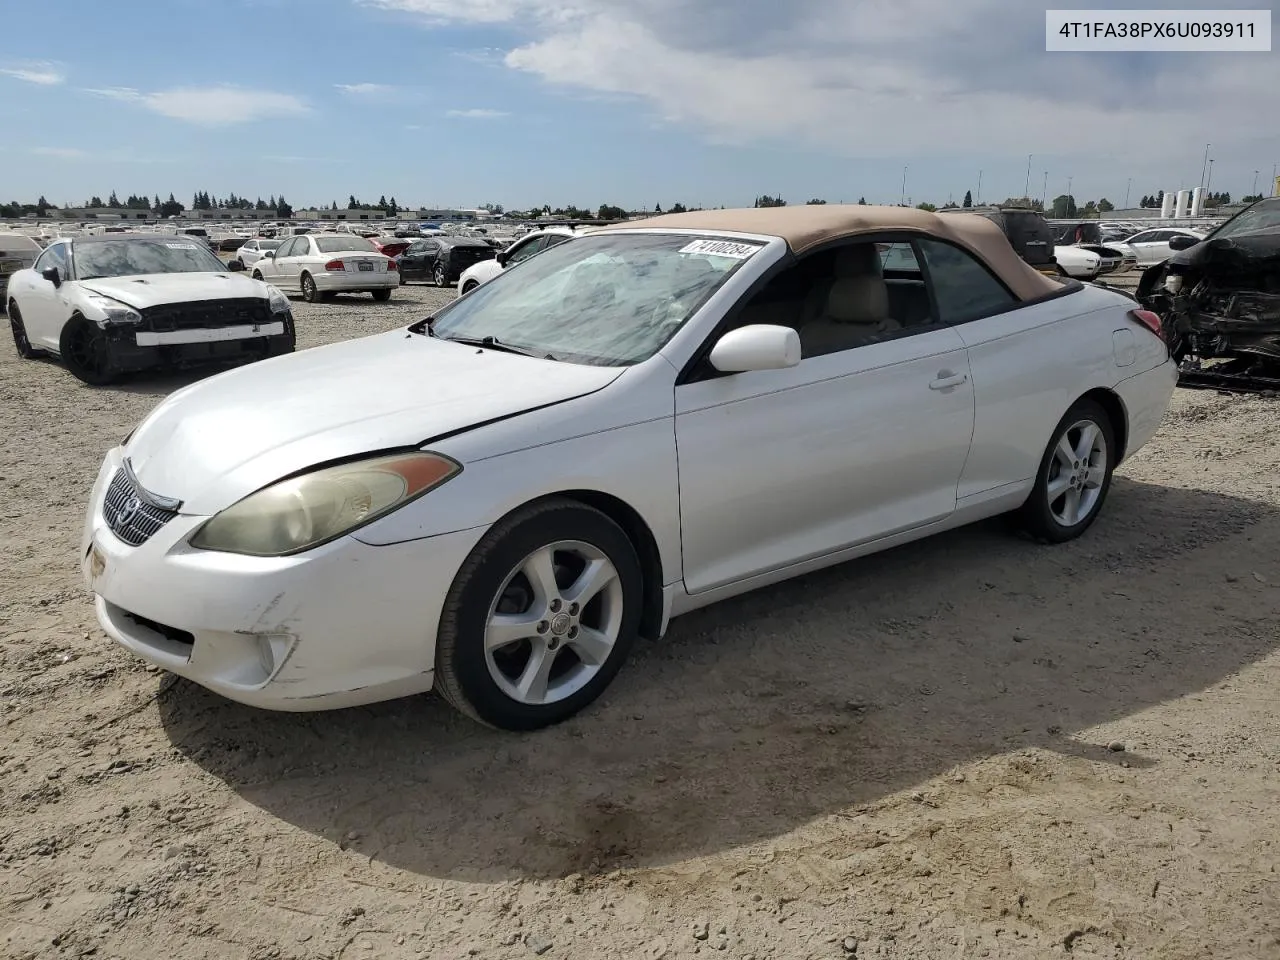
[799,246,901,357]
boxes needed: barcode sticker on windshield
[165,243,199,250]
[678,239,759,259]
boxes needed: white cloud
[84,85,308,124]
[1,61,65,85]
[335,82,397,95]
[446,108,509,119]
[31,147,87,159]
[368,0,1279,187]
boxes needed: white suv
[455,225,583,296]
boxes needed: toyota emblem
[116,496,143,527]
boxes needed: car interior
[731,240,935,357]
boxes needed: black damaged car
[1138,196,1280,393]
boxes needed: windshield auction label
[679,239,760,259]
[165,243,200,250]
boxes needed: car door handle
[929,371,968,390]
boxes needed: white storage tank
[1160,191,1175,218]
[1190,186,1206,217]
[1174,189,1190,219]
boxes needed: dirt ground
[2,281,1279,960]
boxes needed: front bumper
[312,270,398,292]
[80,447,488,711]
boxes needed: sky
[0,0,1276,212]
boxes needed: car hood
[1053,246,1100,263]
[125,329,626,515]
[78,272,268,309]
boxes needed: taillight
[1128,308,1165,342]
[386,259,398,271]
[324,259,345,271]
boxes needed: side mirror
[226,259,246,272]
[708,324,802,373]
[41,266,61,286]
[262,250,276,259]
[1168,234,1199,251]
[496,250,510,266]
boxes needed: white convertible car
[250,233,398,302]
[7,234,295,384]
[81,206,1177,729]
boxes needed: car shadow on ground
[92,366,230,397]
[156,477,1280,883]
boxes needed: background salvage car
[82,205,1177,731]
[6,234,295,385]
[251,232,398,302]
[397,235,496,287]
[1138,196,1280,394]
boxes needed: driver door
[674,239,976,594]
[21,241,73,350]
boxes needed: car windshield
[314,236,378,253]
[1211,199,1280,240]
[426,233,759,366]
[74,238,229,279]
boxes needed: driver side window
[507,235,547,265]
[36,242,70,278]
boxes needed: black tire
[460,280,478,295]
[8,301,45,359]
[433,262,447,287]
[372,288,392,302]
[300,272,320,303]
[252,270,264,281]
[398,271,406,286]
[434,498,644,730]
[1016,399,1116,544]
[59,315,118,385]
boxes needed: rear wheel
[252,270,264,281]
[434,498,643,730]
[1016,399,1116,543]
[461,280,478,295]
[300,272,320,303]
[8,302,45,359]
[59,315,118,385]
[433,263,447,287]
[372,288,392,302]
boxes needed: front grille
[138,297,272,333]
[102,468,179,547]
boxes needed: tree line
[2,188,1268,223]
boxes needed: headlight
[265,284,290,314]
[189,452,461,556]
[84,293,142,325]
[1165,274,1184,293]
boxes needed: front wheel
[252,270,264,281]
[433,263,447,287]
[460,280,478,295]
[9,302,45,359]
[300,272,320,303]
[372,288,392,302]
[59,315,118,385]
[434,498,644,730]
[1016,399,1116,543]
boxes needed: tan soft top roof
[602,205,1060,301]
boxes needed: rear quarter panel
[951,285,1156,499]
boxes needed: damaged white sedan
[82,206,1177,730]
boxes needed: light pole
[900,165,908,206]
[1041,170,1048,209]
[1199,143,1211,193]
[1253,170,1260,197]
[1205,158,1214,197]
[976,169,983,205]
[1024,154,1032,200]
[1124,177,1132,208]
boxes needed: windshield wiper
[441,334,557,360]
